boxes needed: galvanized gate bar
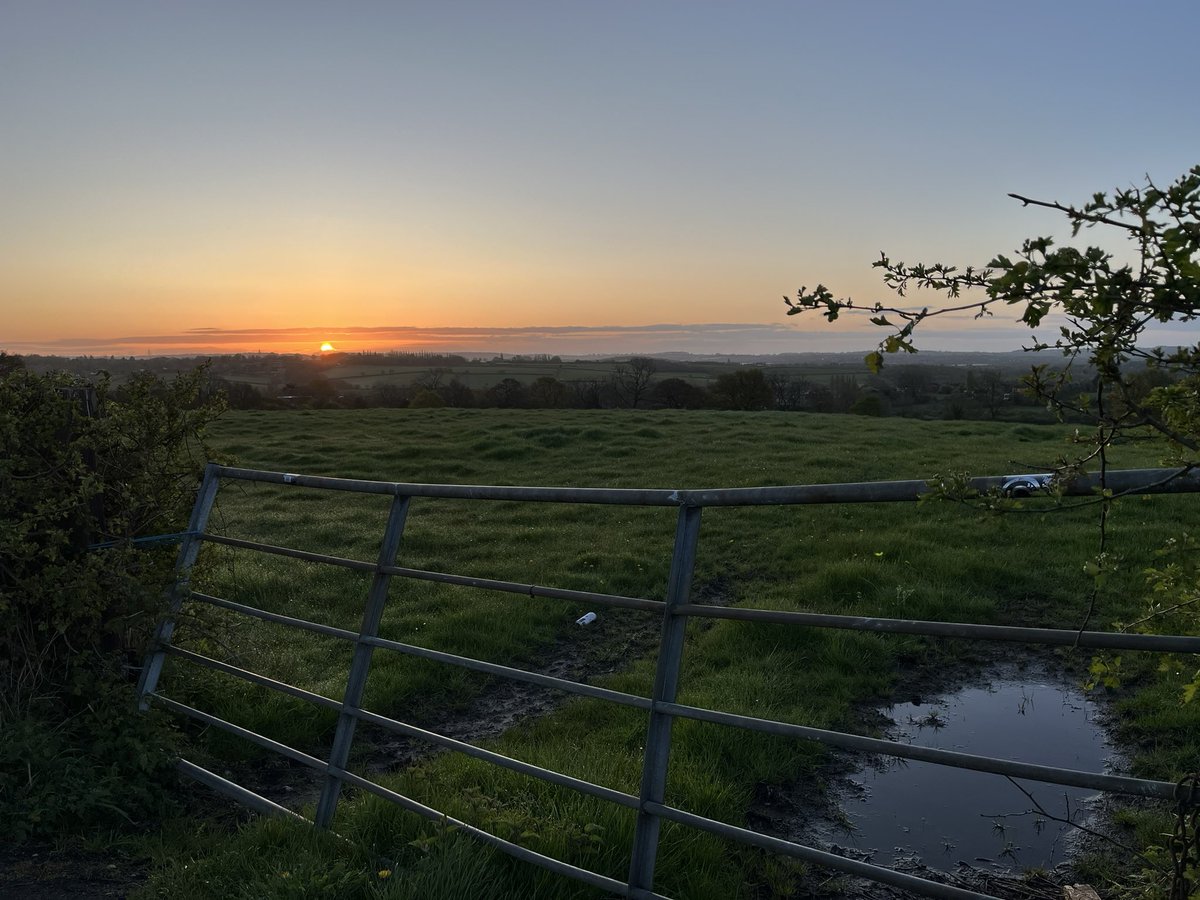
[152,694,330,772]
[627,505,703,893]
[213,464,1200,506]
[169,601,1183,802]
[378,563,667,612]
[189,592,654,710]
[674,603,1200,654]
[201,533,378,572]
[356,633,654,710]
[657,700,1180,800]
[315,493,411,828]
[214,464,690,505]
[191,592,362,640]
[346,705,642,810]
[137,462,220,707]
[164,645,344,712]
[643,801,999,900]
[177,759,310,823]
[162,644,641,809]
[201,534,667,611]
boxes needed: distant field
[147,409,1199,898]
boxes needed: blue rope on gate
[86,531,197,551]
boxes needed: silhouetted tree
[414,366,453,391]
[565,379,604,409]
[766,373,813,411]
[650,377,706,409]
[370,383,409,408]
[829,374,861,412]
[711,368,773,410]
[409,388,446,408]
[849,393,885,416]
[486,378,527,408]
[529,376,568,408]
[895,366,932,404]
[611,357,657,408]
[439,378,476,408]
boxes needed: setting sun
[319,342,336,353]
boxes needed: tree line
[209,354,1178,424]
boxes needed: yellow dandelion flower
[378,868,393,879]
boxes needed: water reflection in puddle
[834,669,1109,872]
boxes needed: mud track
[229,578,734,810]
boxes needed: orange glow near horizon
[319,342,336,352]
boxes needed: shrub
[0,362,222,839]
[410,388,447,408]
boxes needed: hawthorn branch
[1008,193,1148,236]
[1122,596,1200,633]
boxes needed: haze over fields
[3,2,1199,357]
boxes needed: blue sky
[3,1,1198,355]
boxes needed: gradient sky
[3,1,1198,356]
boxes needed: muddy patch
[221,579,738,810]
[0,843,148,899]
[357,598,668,773]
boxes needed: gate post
[137,462,221,709]
[315,492,411,828]
[627,503,702,894]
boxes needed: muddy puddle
[822,664,1110,876]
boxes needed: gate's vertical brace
[315,492,411,828]
[138,462,221,710]
[627,503,702,894]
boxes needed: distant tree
[486,377,527,408]
[439,378,476,408]
[966,368,1007,419]
[611,357,657,408]
[766,372,813,411]
[370,383,409,408]
[805,383,834,412]
[409,388,446,408]
[650,377,707,409]
[212,378,265,410]
[529,376,568,408]
[711,368,773,410]
[895,366,932,404]
[849,393,885,416]
[0,352,24,374]
[828,373,861,412]
[565,378,604,409]
[414,366,453,392]
[306,376,339,407]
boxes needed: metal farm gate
[138,463,1200,899]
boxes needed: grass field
[133,409,1200,898]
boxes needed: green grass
[136,409,1199,898]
